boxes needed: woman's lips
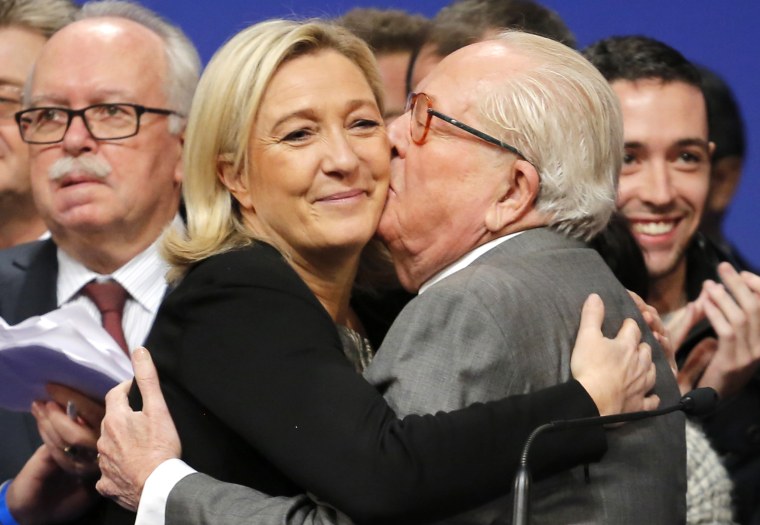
[317,189,365,202]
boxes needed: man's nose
[387,112,409,158]
[61,114,97,156]
[639,161,675,206]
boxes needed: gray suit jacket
[164,228,685,524]
[366,228,686,523]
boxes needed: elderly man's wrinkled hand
[96,347,181,512]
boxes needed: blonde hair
[165,19,389,282]
[479,31,622,240]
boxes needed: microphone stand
[511,388,717,525]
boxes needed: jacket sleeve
[148,250,606,524]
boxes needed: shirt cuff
[0,480,19,525]
[135,459,197,525]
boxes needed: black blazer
[0,240,58,480]
[103,242,607,524]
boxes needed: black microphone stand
[511,387,717,525]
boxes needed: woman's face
[234,49,390,264]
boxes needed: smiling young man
[584,36,760,524]
[613,77,712,314]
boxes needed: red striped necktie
[81,280,130,355]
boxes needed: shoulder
[422,230,592,301]
[183,242,301,289]
[0,240,58,322]
[409,230,621,329]
[0,239,54,270]
[167,242,322,313]
[0,240,56,281]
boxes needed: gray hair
[479,31,622,239]
[0,0,78,37]
[75,0,201,134]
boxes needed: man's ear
[485,159,540,232]
[217,156,253,210]
[172,132,185,185]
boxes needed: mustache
[48,156,112,181]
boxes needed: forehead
[612,79,708,145]
[257,49,376,120]
[0,26,47,87]
[418,40,526,115]
[30,18,168,105]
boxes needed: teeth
[633,221,675,235]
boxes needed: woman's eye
[353,119,380,129]
[622,152,636,164]
[280,129,313,142]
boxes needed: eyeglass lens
[19,104,140,143]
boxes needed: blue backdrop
[103,0,760,267]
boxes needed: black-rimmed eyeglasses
[406,92,526,159]
[15,103,182,144]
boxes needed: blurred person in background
[0,0,78,249]
[338,7,429,123]
[408,0,575,92]
[697,64,755,272]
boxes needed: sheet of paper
[0,303,133,412]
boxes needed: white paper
[0,303,132,412]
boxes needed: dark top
[102,242,605,524]
[681,234,760,525]
[0,240,58,481]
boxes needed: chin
[55,208,115,232]
[644,252,684,281]
[323,231,375,253]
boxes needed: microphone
[511,387,717,525]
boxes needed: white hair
[75,0,201,134]
[479,31,622,239]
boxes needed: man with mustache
[0,1,200,522]
[583,36,760,525]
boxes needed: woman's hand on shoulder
[571,294,658,417]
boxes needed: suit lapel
[13,239,59,322]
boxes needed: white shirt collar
[57,235,170,313]
[418,231,524,295]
